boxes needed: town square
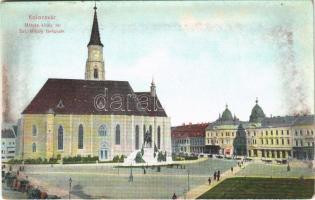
[1,1,314,199]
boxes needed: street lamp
[69,177,72,199]
[187,169,190,191]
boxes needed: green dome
[221,105,233,121]
[249,99,265,122]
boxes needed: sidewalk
[183,161,250,199]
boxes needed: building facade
[171,123,208,155]
[19,6,172,161]
[2,129,16,162]
[205,100,315,160]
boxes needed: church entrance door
[100,149,108,161]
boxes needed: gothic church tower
[85,5,105,80]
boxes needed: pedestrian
[213,171,217,181]
[231,167,233,173]
[217,170,221,181]
[172,193,177,199]
[287,164,290,172]
[17,170,19,176]
[208,177,211,185]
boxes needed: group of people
[237,161,244,168]
[207,170,221,185]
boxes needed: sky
[1,1,314,126]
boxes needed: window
[271,139,274,145]
[281,130,284,135]
[115,124,120,145]
[295,130,298,136]
[78,124,84,149]
[276,139,279,145]
[32,143,36,152]
[254,131,256,136]
[300,140,303,146]
[300,130,302,135]
[94,68,98,78]
[295,140,298,146]
[261,139,263,144]
[271,130,273,135]
[143,125,146,143]
[58,126,63,150]
[276,130,278,135]
[282,139,284,145]
[135,125,140,150]
[307,130,310,135]
[266,131,268,136]
[157,126,161,149]
[32,125,37,136]
[287,139,290,145]
[98,124,107,136]
[287,130,289,135]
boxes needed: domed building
[249,98,265,123]
[205,104,247,155]
[221,105,233,121]
[204,99,315,161]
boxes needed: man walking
[217,170,221,181]
[213,171,217,181]
[208,177,211,185]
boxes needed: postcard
[1,1,314,199]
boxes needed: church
[19,5,172,161]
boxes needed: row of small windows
[294,139,315,147]
[260,138,290,145]
[253,130,290,137]
[294,130,314,136]
[1,142,15,145]
[207,129,315,138]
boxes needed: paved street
[19,158,237,199]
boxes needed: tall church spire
[85,3,105,80]
[88,4,103,47]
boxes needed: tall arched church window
[98,124,107,136]
[135,125,139,150]
[94,68,98,79]
[143,125,146,143]
[32,125,37,136]
[157,126,161,149]
[58,126,64,150]
[115,124,120,145]
[78,124,84,149]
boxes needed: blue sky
[1,1,313,125]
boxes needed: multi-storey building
[171,123,208,155]
[205,99,315,160]
[1,128,16,162]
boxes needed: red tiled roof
[22,79,167,117]
[171,123,208,138]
